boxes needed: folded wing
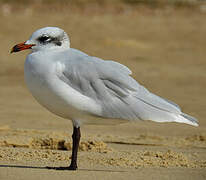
[57,49,198,126]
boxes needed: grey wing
[57,50,187,123]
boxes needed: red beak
[10,42,35,53]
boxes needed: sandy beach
[0,2,206,179]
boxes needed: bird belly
[24,60,106,125]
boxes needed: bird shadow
[106,141,164,146]
[0,164,126,172]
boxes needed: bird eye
[38,35,50,42]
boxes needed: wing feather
[57,48,197,126]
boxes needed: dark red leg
[47,126,81,170]
[68,126,81,170]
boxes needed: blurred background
[0,0,205,133]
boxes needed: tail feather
[176,113,199,126]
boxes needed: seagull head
[11,27,70,53]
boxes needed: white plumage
[22,27,198,127]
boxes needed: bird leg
[47,126,81,170]
[68,126,81,170]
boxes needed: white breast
[24,52,102,124]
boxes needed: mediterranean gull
[11,27,198,170]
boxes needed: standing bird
[11,27,198,170]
